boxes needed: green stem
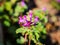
[28,35,31,45]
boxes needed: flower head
[18,14,39,27]
[18,10,40,27]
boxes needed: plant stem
[24,34,27,45]
[28,34,31,45]
[25,34,27,41]
[28,39,31,45]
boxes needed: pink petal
[42,7,47,11]
[21,1,25,6]
[29,10,33,18]
[23,15,27,20]
[34,16,39,23]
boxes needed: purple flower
[21,1,25,6]
[18,15,33,27]
[18,16,24,24]
[23,21,32,27]
[56,0,60,3]
[18,11,39,27]
[42,7,47,11]
[23,15,27,20]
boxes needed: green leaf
[9,9,13,15]
[17,37,26,44]
[12,17,18,22]
[42,28,47,34]
[0,5,4,12]
[16,27,27,35]
[15,5,22,13]
[4,21,10,27]
[31,35,37,43]
[13,12,19,17]
[0,16,3,19]
[11,0,17,4]
[23,5,27,9]
[35,33,39,41]
[3,15,10,21]
[43,18,48,23]
[16,28,23,34]
[5,2,12,11]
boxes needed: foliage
[51,0,60,10]
[0,0,27,27]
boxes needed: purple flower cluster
[18,10,39,27]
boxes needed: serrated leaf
[16,27,27,34]
[16,39,20,44]
[31,36,36,43]
[16,28,23,34]
[35,33,39,41]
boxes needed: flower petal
[23,15,27,20]
[34,16,39,23]
[18,16,24,24]
[42,7,47,11]
[21,1,25,6]
[29,10,33,21]
[29,10,33,18]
